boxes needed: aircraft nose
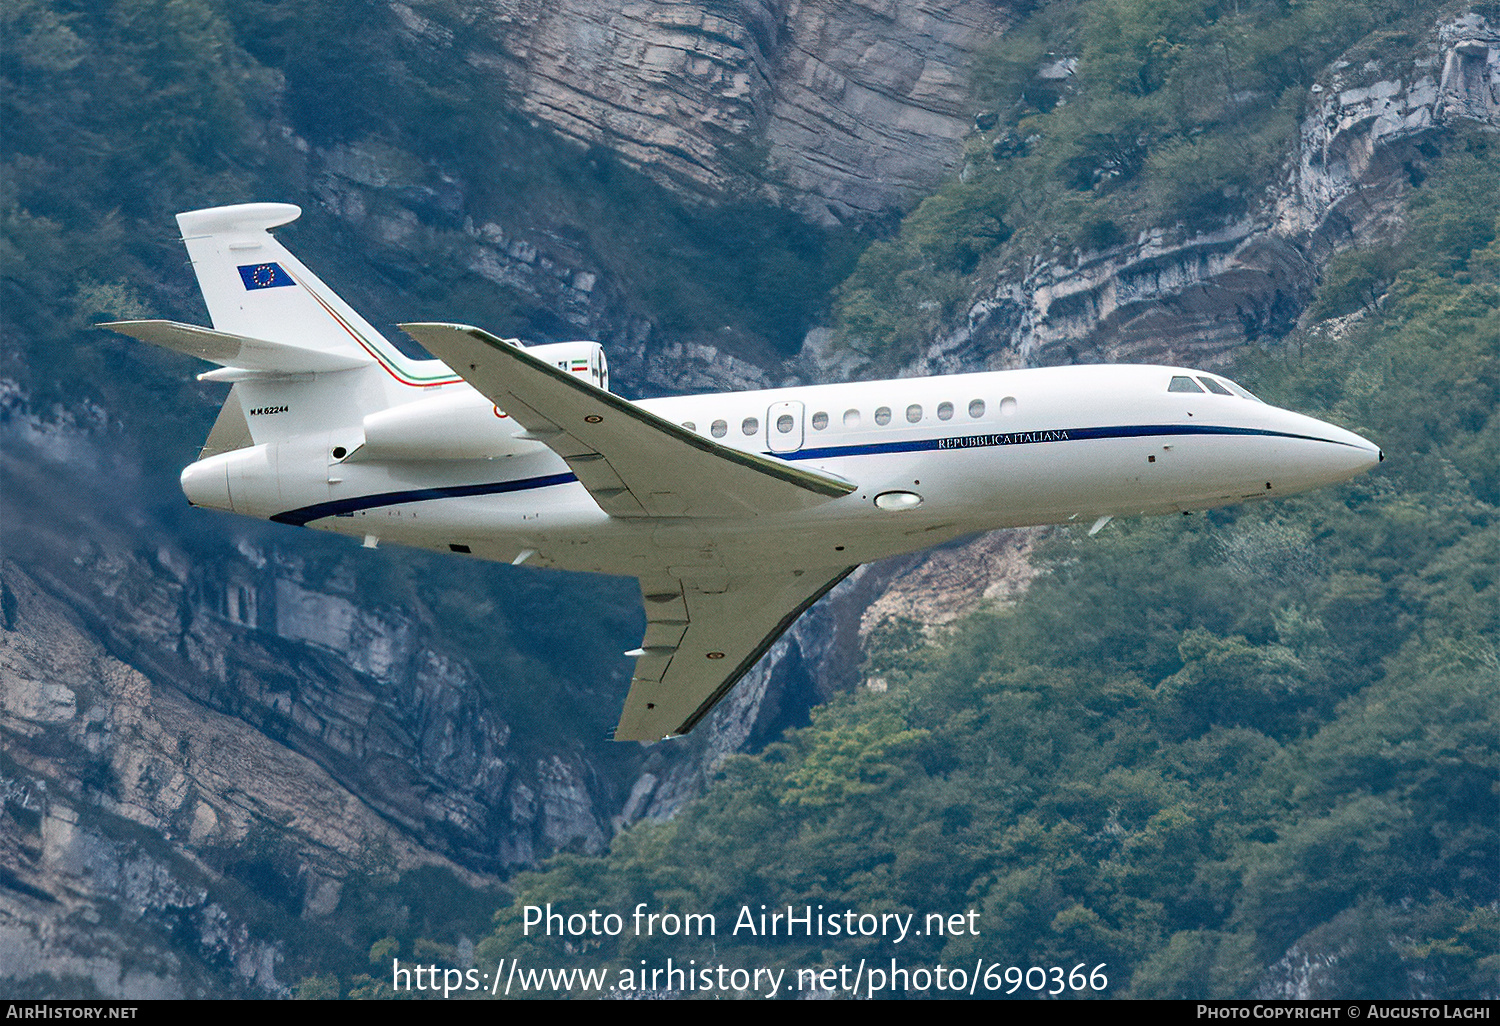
[1342,428,1382,475]
[1297,415,1382,483]
[1353,442,1381,476]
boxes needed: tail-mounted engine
[354,340,608,462]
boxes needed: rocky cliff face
[297,0,1024,391]
[0,398,600,993]
[1,430,611,871]
[304,10,1498,389]
[2,558,460,998]
[910,12,1500,377]
[408,0,1019,224]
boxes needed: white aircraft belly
[291,428,1337,566]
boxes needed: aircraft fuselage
[183,362,1380,577]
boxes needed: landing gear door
[767,400,804,453]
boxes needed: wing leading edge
[616,566,858,742]
[399,322,855,518]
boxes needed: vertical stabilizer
[175,203,397,371]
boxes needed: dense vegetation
[421,138,1494,999]
[835,0,1487,364]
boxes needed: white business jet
[105,203,1381,741]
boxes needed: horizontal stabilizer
[400,322,856,518]
[102,320,369,374]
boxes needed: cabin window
[937,401,954,421]
[742,416,759,436]
[906,404,923,423]
[1198,376,1234,396]
[999,396,1018,416]
[776,414,795,434]
[1169,376,1204,393]
[682,421,696,431]
[711,420,728,438]
[843,409,860,428]
[968,399,986,418]
[875,406,892,426]
[812,411,829,430]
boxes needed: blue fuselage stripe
[783,423,1363,461]
[271,472,578,526]
[270,423,1363,526]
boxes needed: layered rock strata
[397,0,1017,222]
[912,13,1500,375]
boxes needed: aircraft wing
[399,322,856,518]
[616,566,858,742]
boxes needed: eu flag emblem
[237,262,295,290]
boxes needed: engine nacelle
[354,340,608,462]
[525,340,608,392]
[181,440,325,517]
[359,388,535,461]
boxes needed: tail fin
[109,204,467,455]
[175,202,414,377]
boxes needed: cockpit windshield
[1220,379,1263,402]
[1168,373,1263,402]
